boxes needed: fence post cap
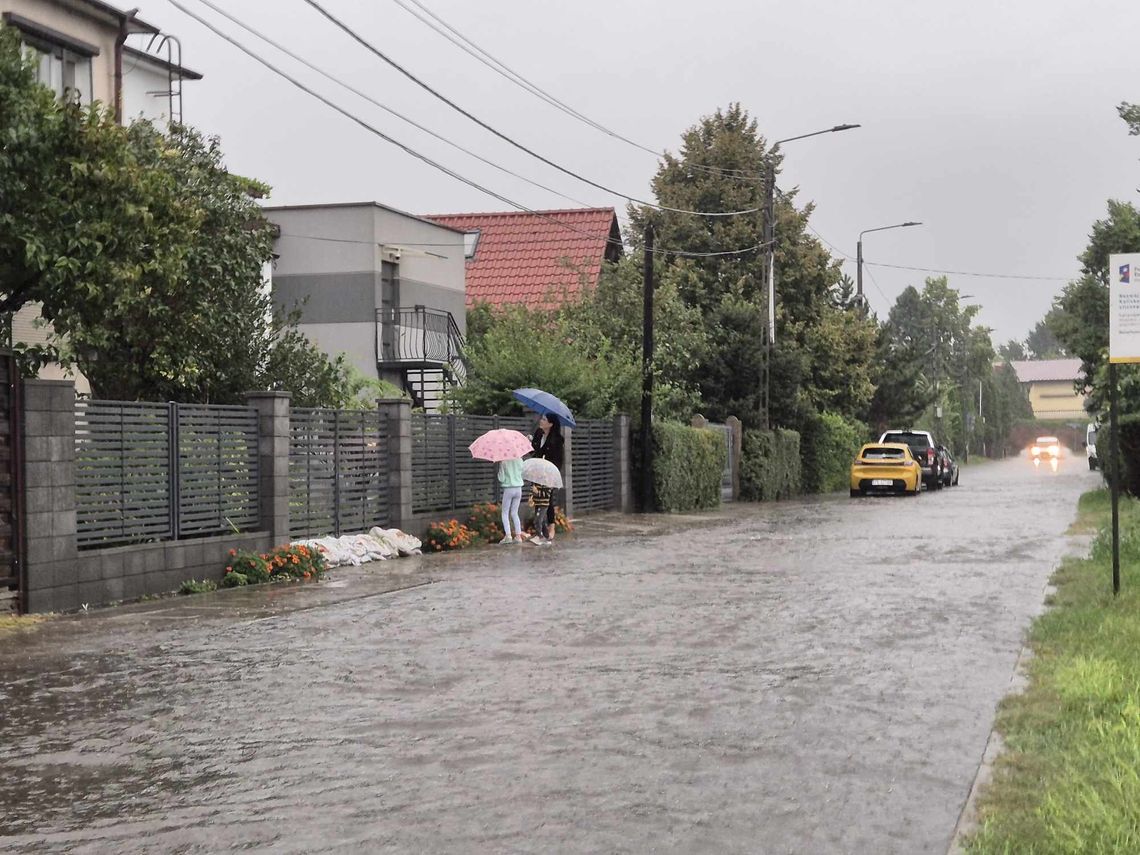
[242,390,292,400]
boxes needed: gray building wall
[265,203,467,382]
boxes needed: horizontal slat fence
[570,419,616,513]
[177,405,260,535]
[75,401,259,548]
[76,402,172,546]
[412,414,533,515]
[289,409,389,539]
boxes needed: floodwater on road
[0,453,1098,853]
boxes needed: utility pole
[763,160,776,430]
[640,225,655,512]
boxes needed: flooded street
[1,454,1097,853]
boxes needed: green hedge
[741,428,802,501]
[652,422,726,512]
[800,412,867,494]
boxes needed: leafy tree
[558,255,706,421]
[447,305,638,418]
[0,29,350,405]
[1025,310,1067,359]
[453,257,705,421]
[626,103,878,430]
[1120,101,1140,136]
[1049,199,1140,413]
[998,339,1027,361]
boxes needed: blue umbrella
[512,387,577,428]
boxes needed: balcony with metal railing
[376,306,467,381]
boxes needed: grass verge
[964,488,1140,852]
[0,613,48,636]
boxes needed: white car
[1086,423,1099,471]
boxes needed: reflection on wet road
[0,454,1097,853]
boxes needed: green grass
[965,488,1140,853]
[0,613,48,636]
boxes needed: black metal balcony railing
[376,306,466,380]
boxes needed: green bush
[800,412,867,494]
[741,428,802,501]
[652,422,726,512]
[178,578,217,595]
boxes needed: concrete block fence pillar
[21,379,78,613]
[244,391,291,546]
[378,398,412,531]
[561,426,574,519]
[613,414,633,513]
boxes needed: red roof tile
[426,208,623,311]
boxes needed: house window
[26,40,93,104]
[463,230,481,260]
[3,13,99,105]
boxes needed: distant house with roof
[1010,358,1087,420]
[427,208,623,311]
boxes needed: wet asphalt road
[0,453,1097,854]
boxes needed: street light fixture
[762,123,860,428]
[856,221,922,307]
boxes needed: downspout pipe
[114,8,140,123]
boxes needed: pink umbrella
[469,429,533,462]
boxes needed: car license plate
[871,479,893,486]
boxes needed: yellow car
[850,443,922,497]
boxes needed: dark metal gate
[289,408,390,539]
[0,352,24,612]
[708,422,735,503]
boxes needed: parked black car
[937,445,960,487]
[879,429,943,490]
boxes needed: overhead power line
[302,0,763,216]
[387,0,757,183]
[192,0,595,209]
[860,260,1071,282]
[168,0,770,259]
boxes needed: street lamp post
[856,221,922,308]
[762,123,859,429]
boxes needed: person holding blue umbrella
[529,412,564,543]
[513,388,574,543]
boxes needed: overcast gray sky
[142,0,1140,345]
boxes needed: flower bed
[423,519,480,552]
[178,543,327,594]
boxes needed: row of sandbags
[293,527,423,568]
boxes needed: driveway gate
[708,422,735,503]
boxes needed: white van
[1086,422,1099,471]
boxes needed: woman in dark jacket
[531,414,564,541]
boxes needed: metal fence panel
[570,419,616,513]
[177,405,260,536]
[76,401,259,548]
[289,408,389,539]
[76,401,173,546]
[411,413,555,516]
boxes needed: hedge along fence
[741,428,802,501]
[652,422,727,512]
[799,412,868,494]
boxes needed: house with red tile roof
[427,208,624,311]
